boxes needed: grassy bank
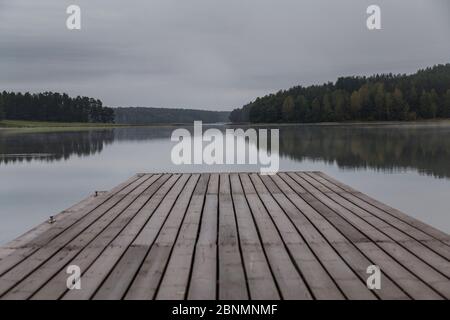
[0,119,230,129]
[3,118,449,129]
[0,120,130,128]
[0,120,227,133]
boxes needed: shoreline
[225,119,450,128]
[0,120,214,130]
[1,118,450,130]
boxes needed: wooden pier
[0,172,449,300]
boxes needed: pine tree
[332,90,346,121]
[322,93,333,121]
[281,96,295,122]
[374,83,385,120]
[419,91,432,119]
[445,90,450,118]
[429,89,439,118]
[311,98,321,122]
[408,85,419,114]
[392,88,409,120]
[350,91,362,118]
[358,84,371,119]
[0,95,4,120]
[384,92,393,119]
[294,95,309,122]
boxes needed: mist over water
[1,122,450,244]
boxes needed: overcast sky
[0,0,449,110]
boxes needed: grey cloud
[0,0,449,110]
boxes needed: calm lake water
[1,122,450,244]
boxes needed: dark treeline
[114,107,230,124]
[230,64,450,123]
[0,91,114,123]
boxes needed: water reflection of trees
[277,125,450,178]
[0,127,176,164]
[1,124,450,179]
[0,130,115,164]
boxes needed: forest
[0,91,115,123]
[229,64,450,123]
[114,107,230,124]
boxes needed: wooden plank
[0,249,16,262]
[315,172,450,245]
[355,241,443,300]
[8,174,162,300]
[2,174,161,299]
[303,173,450,276]
[252,173,362,300]
[274,173,409,300]
[187,174,219,300]
[61,174,180,300]
[290,172,450,299]
[281,173,442,300]
[123,174,200,300]
[0,193,98,260]
[155,174,210,300]
[91,174,192,300]
[31,174,174,300]
[284,176,370,245]
[307,172,450,260]
[229,174,280,300]
[0,174,155,298]
[1,174,142,252]
[307,172,448,245]
[259,174,376,300]
[239,174,312,300]
[0,174,144,276]
[217,174,248,300]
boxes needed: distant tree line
[0,95,4,120]
[0,91,114,123]
[229,64,450,123]
[114,107,230,124]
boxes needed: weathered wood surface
[0,172,449,300]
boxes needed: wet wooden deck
[0,172,449,300]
